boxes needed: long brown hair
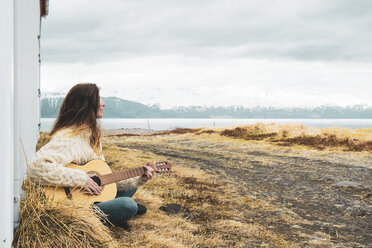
[50,83,101,153]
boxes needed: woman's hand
[83,173,102,195]
[142,162,155,181]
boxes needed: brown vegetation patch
[171,128,202,134]
[150,128,202,136]
[279,134,372,151]
[106,133,141,137]
[196,129,216,135]
[217,124,372,151]
[221,127,277,140]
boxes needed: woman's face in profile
[97,97,105,118]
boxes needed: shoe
[117,221,131,231]
[136,203,147,216]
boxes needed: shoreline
[102,128,158,136]
[40,118,372,132]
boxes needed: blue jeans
[95,187,138,225]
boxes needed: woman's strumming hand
[84,173,102,195]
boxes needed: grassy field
[16,123,372,247]
[103,140,290,247]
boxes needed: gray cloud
[41,0,372,63]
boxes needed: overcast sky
[41,0,372,108]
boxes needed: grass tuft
[13,179,118,248]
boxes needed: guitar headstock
[148,161,172,175]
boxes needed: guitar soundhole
[92,176,102,186]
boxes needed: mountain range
[41,94,372,119]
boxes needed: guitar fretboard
[99,167,145,185]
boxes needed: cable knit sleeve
[27,132,89,188]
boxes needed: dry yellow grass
[102,141,298,248]
[13,179,118,248]
[103,128,371,247]
[24,123,371,247]
[26,133,285,247]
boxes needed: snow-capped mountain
[40,93,372,119]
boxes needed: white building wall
[0,0,41,247]
[0,1,15,246]
[13,0,41,227]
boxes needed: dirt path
[108,135,371,247]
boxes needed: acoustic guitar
[43,159,172,205]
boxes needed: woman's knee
[117,197,138,219]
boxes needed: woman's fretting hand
[84,173,102,195]
[142,162,155,181]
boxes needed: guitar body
[42,159,171,205]
[43,159,117,205]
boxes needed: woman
[27,83,154,230]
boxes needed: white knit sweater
[27,127,145,191]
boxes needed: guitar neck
[99,167,145,186]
